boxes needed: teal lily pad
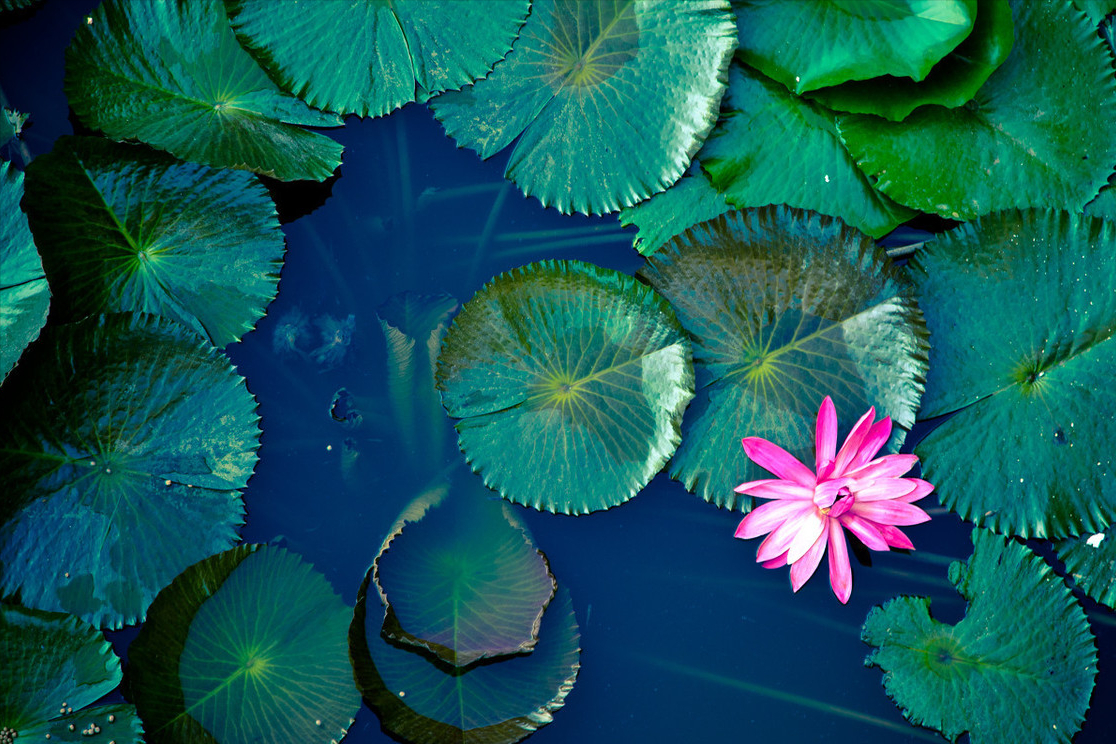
[637,207,928,509]
[0,604,143,743]
[129,545,360,744]
[1073,0,1116,23]
[912,210,1116,538]
[1058,530,1116,609]
[229,0,529,117]
[0,160,49,384]
[863,529,1097,744]
[1084,173,1116,222]
[618,162,730,257]
[65,0,343,181]
[837,0,1116,220]
[23,136,283,347]
[436,260,694,514]
[0,313,259,628]
[735,0,976,94]
[700,62,916,239]
[430,0,737,214]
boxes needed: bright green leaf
[0,160,49,384]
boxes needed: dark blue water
[4,3,1114,742]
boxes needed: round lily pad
[229,0,529,117]
[23,136,283,347]
[0,159,49,384]
[65,0,343,181]
[0,313,259,628]
[129,545,360,744]
[863,528,1097,744]
[912,210,1116,538]
[637,207,928,509]
[430,0,737,214]
[1058,530,1116,609]
[436,260,694,514]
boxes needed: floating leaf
[618,163,730,256]
[912,210,1116,538]
[734,0,976,94]
[637,208,928,509]
[129,545,360,744]
[0,314,259,628]
[65,0,343,181]
[1073,0,1116,23]
[431,0,737,214]
[1058,530,1116,609]
[0,160,49,384]
[863,529,1097,744]
[837,0,1116,219]
[229,0,529,117]
[436,260,694,514]
[23,136,282,347]
[701,63,915,239]
[1084,173,1116,222]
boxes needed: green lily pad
[700,62,916,239]
[435,260,694,514]
[430,0,737,214]
[1058,530,1116,609]
[129,545,360,744]
[1084,172,1116,222]
[65,0,343,182]
[912,210,1116,538]
[0,604,143,743]
[1073,0,1116,23]
[837,0,1116,220]
[0,313,259,628]
[806,0,1014,121]
[228,0,529,117]
[863,528,1097,744]
[23,136,283,347]
[637,207,928,509]
[352,572,580,744]
[618,163,730,256]
[0,160,49,384]
[734,0,976,94]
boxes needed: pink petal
[734,479,814,500]
[735,499,813,539]
[846,453,919,481]
[756,505,817,562]
[790,528,829,592]
[876,524,915,550]
[827,520,853,603]
[812,477,854,509]
[852,478,918,502]
[838,513,890,551]
[785,509,828,564]
[897,478,935,503]
[762,551,788,569]
[850,500,932,527]
[849,417,892,471]
[815,396,837,474]
[741,437,816,487]
[831,407,875,476]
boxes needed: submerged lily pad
[637,207,928,509]
[23,136,283,347]
[1058,531,1116,609]
[65,0,343,181]
[912,210,1116,538]
[229,0,529,117]
[129,545,360,744]
[863,529,1097,744]
[436,260,694,514]
[431,0,737,214]
[0,160,49,383]
[0,313,259,628]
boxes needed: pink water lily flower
[734,396,933,604]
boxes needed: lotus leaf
[0,160,49,383]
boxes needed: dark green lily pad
[1058,530,1116,609]
[912,210,1116,538]
[65,0,343,181]
[129,545,360,744]
[23,136,283,347]
[618,163,730,256]
[0,160,49,384]
[735,0,976,94]
[0,313,259,628]
[837,0,1116,220]
[637,207,928,509]
[431,0,737,214]
[436,260,694,514]
[700,63,916,239]
[229,0,529,117]
[863,529,1097,744]
[0,604,143,743]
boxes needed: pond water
[3,3,1115,743]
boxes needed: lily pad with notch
[0,160,49,384]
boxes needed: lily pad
[1073,0,1116,23]
[618,162,730,256]
[837,0,1116,220]
[23,136,283,347]
[0,313,259,628]
[734,0,976,94]
[1084,172,1116,222]
[65,0,343,181]
[430,0,737,214]
[912,210,1116,538]
[129,544,360,744]
[1058,531,1116,609]
[700,62,916,239]
[436,260,694,514]
[637,207,928,509]
[0,160,49,384]
[863,529,1097,744]
[0,604,143,743]
[229,0,529,117]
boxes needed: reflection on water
[270,307,356,371]
[311,313,356,369]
